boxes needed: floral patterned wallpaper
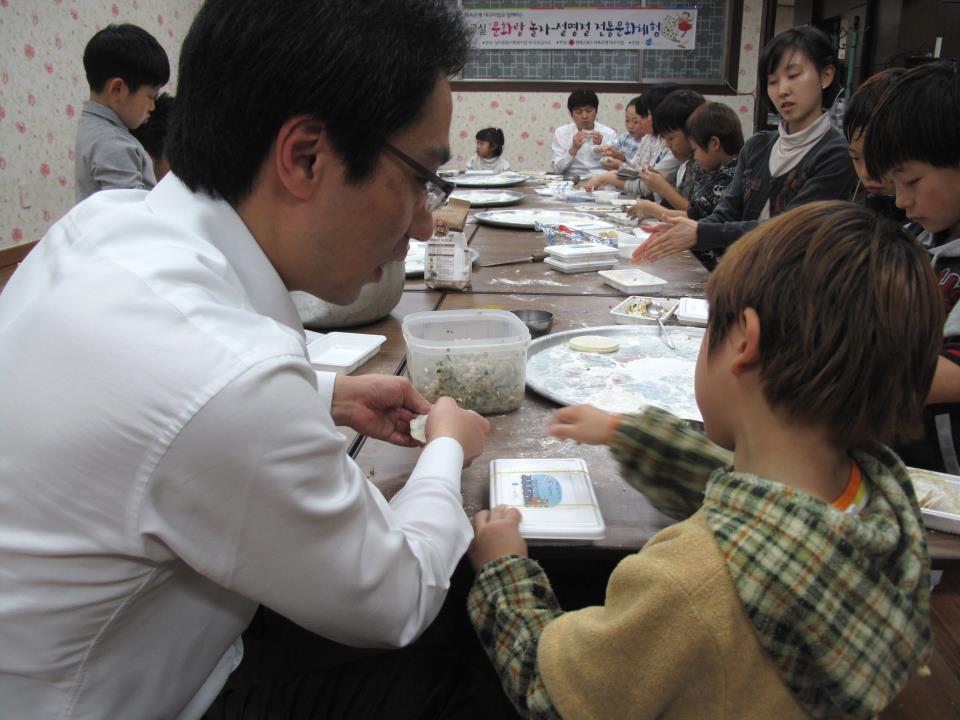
[0,0,764,248]
[0,0,199,249]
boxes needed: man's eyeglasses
[382,142,453,212]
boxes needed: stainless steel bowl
[511,309,554,337]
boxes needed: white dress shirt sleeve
[551,125,575,174]
[139,358,472,649]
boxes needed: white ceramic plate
[448,189,524,207]
[474,209,616,230]
[450,172,530,188]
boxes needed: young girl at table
[595,96,645,171]
[466,201,937,720]
[466,127,510,173]
[863,62,960,475]
[634,26,857,266]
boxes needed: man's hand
[589,130,603,144]
[570,130,588,155]
[331,374,432,447]
[425,396,490,467]
[548,404,621,446]
[468,505,527,572]
[632,217,698,264]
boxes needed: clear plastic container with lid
[402,309,531,414]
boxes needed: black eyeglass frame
[382,142,454,212]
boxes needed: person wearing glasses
[0,1,508,718]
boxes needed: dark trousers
[203,560,520,720]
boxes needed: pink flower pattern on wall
[0,1,200,247]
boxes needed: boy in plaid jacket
[467,201,939,719]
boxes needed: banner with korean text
[465,7,698,51]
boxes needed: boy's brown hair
[685,102,744,157]
[706,201,942,447]
[841,68,905,143]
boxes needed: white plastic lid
[676,297,709,325]
[544,243,619,261]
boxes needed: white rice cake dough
[568,335,620,353]
[409,414,428,443]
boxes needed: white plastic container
[544,256,618,274]
[610,296,678,325]
[489,457,606,540]
[544,243,619,263]
[675,297,709,326]
[599,268,668,294]
[402,309,530,414]
[305,330,386,374]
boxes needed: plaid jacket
[468,407,931,719]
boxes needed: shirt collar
[145,173,303,335]
[82,100,127,130]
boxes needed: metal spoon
[645,301,676,350]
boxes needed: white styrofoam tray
[610,296,678,325]
[676,297,709,326]
[305,330,386,374]
[489,457,606,540]
[908,467,960,535]
[599,268,668,294]
[544,256,618,274]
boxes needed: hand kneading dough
[569,335,620,353]
[410,414,428,443]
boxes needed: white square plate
[305,330,386,374]
[599,268,668,294]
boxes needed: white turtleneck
[760,111,832,220]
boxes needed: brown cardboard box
[432,198,470,231]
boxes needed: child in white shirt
[466,128,510,173]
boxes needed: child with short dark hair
[129,92,174,181]
[583,83,680,193]
[843,68,906,221]
[626,89,705,216]
[864,61,960,474]
[596,95,646,170]
[468,201,938,720]
[466,127,510,173]
[551,89,617,177]
[75,23,170,202]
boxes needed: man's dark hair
[82,24,169,93]
[686,102,745,156]
[758,26,840,114]
[634,83,680,119]
[130,93,174,164]
[652,89,705,136]
[567,89,600,113]
[841,68,905,143]
[864,61,960,179]
[166,0,470,206]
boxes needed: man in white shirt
[0,1,508,718]
[551,89,618,178]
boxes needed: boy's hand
[640,168,670,195]
[633,217,697,264]
[626,199,661,220]
[548,404,622,445]
[583,173,615,191]
[469,505,527,571]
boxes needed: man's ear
[272,116,330,201]
[730,307,761,376]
